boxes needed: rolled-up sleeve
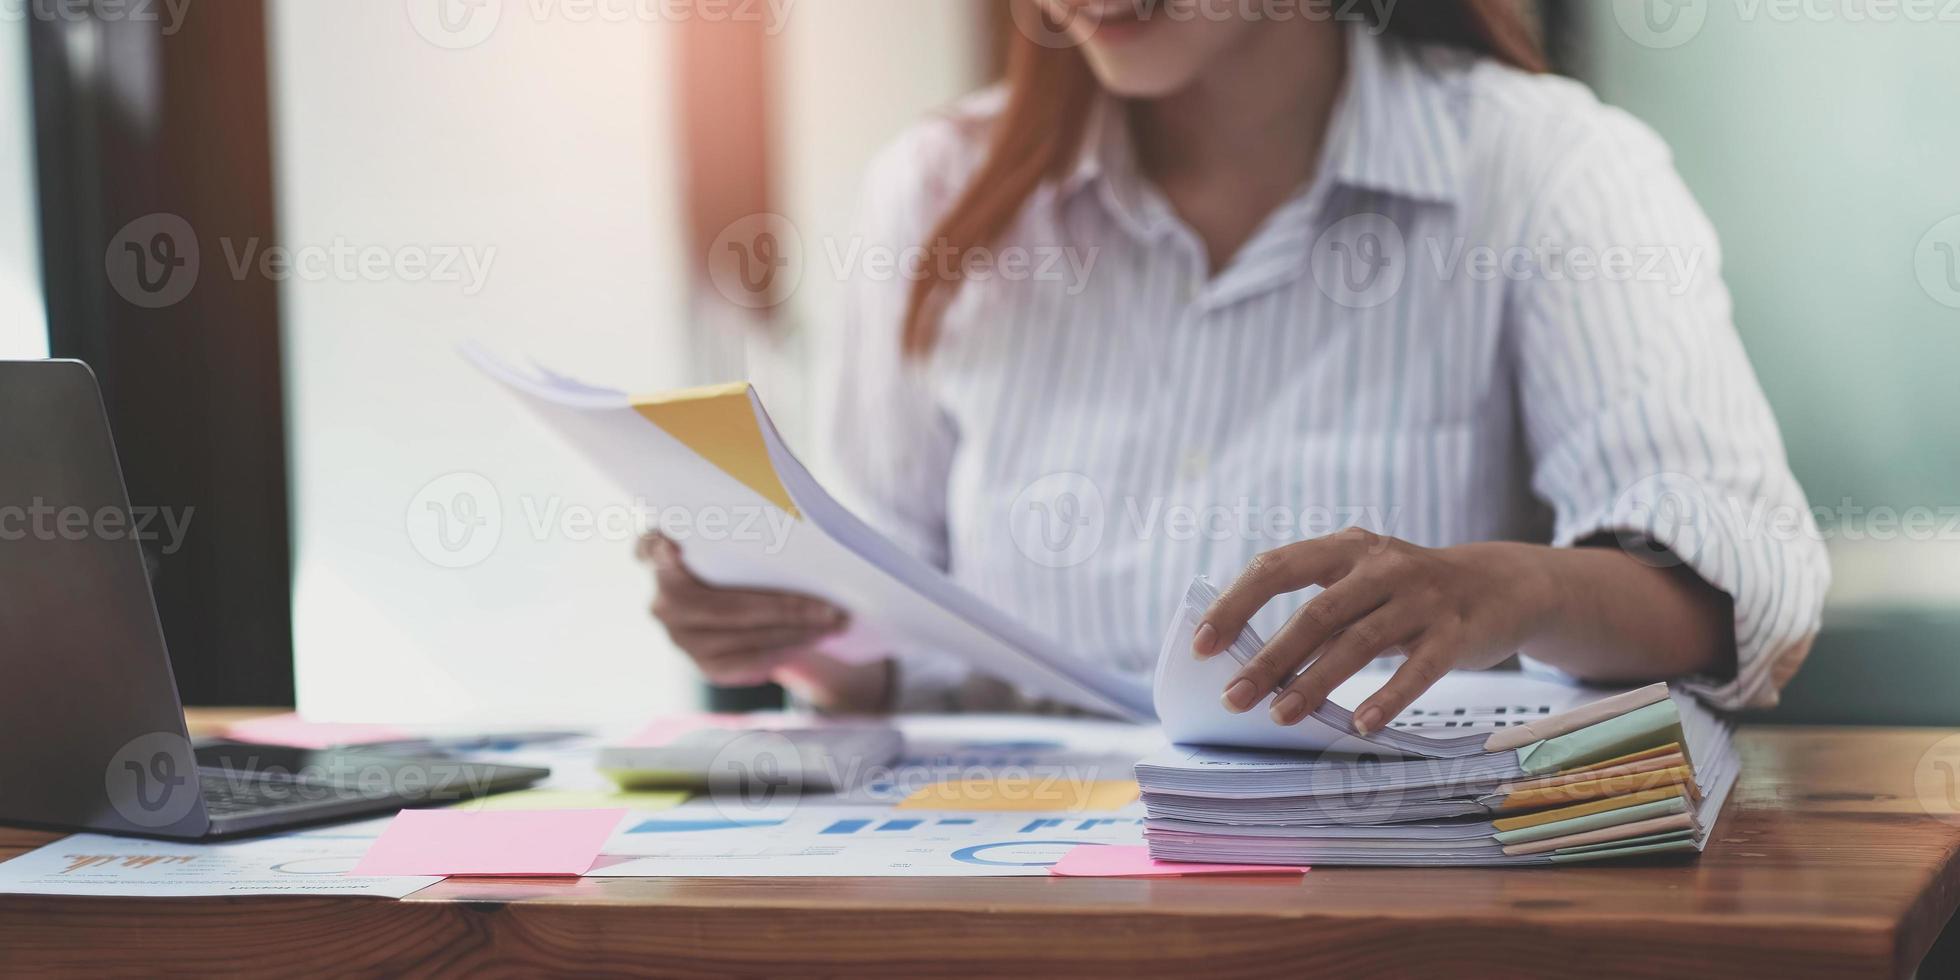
[1509,111,1830,710]
[809,125,972,711]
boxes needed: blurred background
[1,0,1954,725]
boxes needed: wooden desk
[3,720,1959,979]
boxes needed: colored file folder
[1136,579,1740,867]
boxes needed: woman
[642,0,1829,729]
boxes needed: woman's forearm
[1511,541,1735,685]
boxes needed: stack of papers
[1135,580,1740,866]
[467,349,1151,719]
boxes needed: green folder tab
[1547,829,1700,862]
[1514,699,1684,776]
[1492,796,1689,846]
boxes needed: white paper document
[467,348,1152,720]
[1154,578,1628,756]
[596,802,1146,877]
[0,830,437,899]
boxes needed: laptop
[0,359,548,839]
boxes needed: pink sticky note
[353,809,627,877]
[225,713,411,749]
[1048,845,1309,878]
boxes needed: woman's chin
[1081,52,1202,100]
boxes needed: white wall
[271,0,988,725]
[1580,7,1960,606]
[271,0,696,724]
[0,13,46,358]
[773,0,987,345]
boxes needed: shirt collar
[1060,24,1466,214]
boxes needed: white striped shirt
[815,25,1828,713]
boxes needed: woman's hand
[1193,529,1555,735]
[639,533,895,712]
[639,532,851,686]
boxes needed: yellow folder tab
[896,778,1141,813]
[1495,765,1693,814]
[632,383,801,518]
[1492,785,1687,832]
[1566,742,1682,777]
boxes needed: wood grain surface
[3,721,1958,979]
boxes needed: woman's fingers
[1195,528,1384,658]
[1268,603,1421,725]
[1351,640,1459,734]
[645,534,845,631]
[653,581,844,631]
[1220,574,1391,712]
[667,624,837,683]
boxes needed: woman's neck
[1129,21,1348,271]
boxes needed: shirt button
[1181,452,1210,478]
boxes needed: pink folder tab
[353,809,628,877]
[224,713,410,749]
[1048,845,1309,879]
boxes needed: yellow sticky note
[896,778,1140,813]
[452,788,690,813]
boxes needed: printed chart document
[468,348,1151,719]
[586,715,1162,877]
[0,829,438,898]
[596,802,1147,877]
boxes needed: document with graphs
[0,825,437,898]
[467,347,1154,720]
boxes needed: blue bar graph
[820,819,872,835]
[876,820,922,832]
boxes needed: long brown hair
[900,0,1547,356]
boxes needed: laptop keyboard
[198,770,379,817]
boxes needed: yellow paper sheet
[896,778,1140,813]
